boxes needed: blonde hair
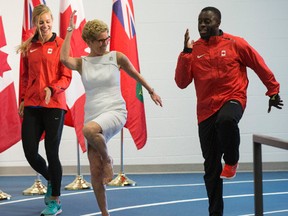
[82,19,109,43]
[17,4,53,55]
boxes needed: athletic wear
[22,108,65,197]
[199,100,243,215]
[20,33,72,110]
[175,30,280,216]
[44,182,52,205]
[220,163,239,179]
[21,33,70,199]
[175,31,280,124]
[40,200,62,216]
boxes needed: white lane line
[0,182,206,206]
[81,197,209,216]
[81,191,288,216]
[0,190,94,205]
[239,209,288,216]
[0,178,287,206]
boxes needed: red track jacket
[20,33,72,110]
[175,32,280,124]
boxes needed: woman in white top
[60,11,162,216]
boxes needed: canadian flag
[0,16,21,153]
[19,0,47,142]
[60,0,88,152]
[19,0,46,105]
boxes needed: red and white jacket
[175,32,280,124]
[20,33,72,111]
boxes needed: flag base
[0,190,11,200]
[108,173,136,187]
[65,175,91,190]
[22,179,47,195]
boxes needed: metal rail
[253,134,288,216]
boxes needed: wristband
[67,26,73,32]
[183,47,192,53]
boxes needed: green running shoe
[44,182,52,205]
[40,200,62,216]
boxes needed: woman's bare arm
[117,51,162,107]
[60,10,82,74]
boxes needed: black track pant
[198,100,243,216]
[22,107,65,197]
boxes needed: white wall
[0,0,287,169]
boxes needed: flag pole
[65,140,91,190]
[0,190,11,200]
[108,129,136,186]
[22,173,47,195]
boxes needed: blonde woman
[17,4,71,216]
[60,10,162,216]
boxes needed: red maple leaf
[0,16,11,77]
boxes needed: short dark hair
[201,6,221,21]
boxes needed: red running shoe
[220,163,238,179]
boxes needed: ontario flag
[0,15,21,153]
[111,0,147,150]
[60,0,87,152]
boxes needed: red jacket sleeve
[175,52,194,89]
[49,61,72,95]
[20,55,29,101]
[236,38,280,96]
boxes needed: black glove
[268,94,283,113]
